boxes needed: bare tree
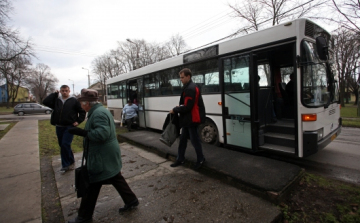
[332,28,360,106]
[0,54,31,107]
[25,63,58,103]
[90,34,188,94]
[330,0,360,33]
[228,0,264,33]
[0,0,34,62]
[229,0,325,33]
[166,34,188,56]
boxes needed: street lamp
[68,79,74,95]
[82,67,90,87]
[126,38,139,70]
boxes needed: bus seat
[161,87,173,95]
[202,85,216,93]
[173,86,182,95]
[243,83,249,90]
[233,83,242,91]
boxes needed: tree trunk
[340,80,345,107]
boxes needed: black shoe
[194,158,205,170]
[119,199,139,213]
[170,160,185,167]
[68,216,92,223]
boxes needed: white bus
[107,18,341,158]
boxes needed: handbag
[159,114,178,147]
[75,140,90,198]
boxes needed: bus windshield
[301,40,337,107]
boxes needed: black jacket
[173,80,205,128]
[43,92,86,126]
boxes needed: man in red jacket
[170,68,206,170]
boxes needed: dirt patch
[40,156,65,223]
[280,173,360,222]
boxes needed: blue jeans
[56,126,75,168]
[177,126,204,163]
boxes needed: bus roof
[107,18,327,85]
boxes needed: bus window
[144,73,160,96]
[224,56,249,92]
[205,71,219,85]
[280,67,293,84]
[108,83,120,99]
[192,74,204,84]
[159,67,182,96]
[258,64,271,87]
[188,58,218,93]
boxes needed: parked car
[13,103,52,116]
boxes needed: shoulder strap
[81,136,89,167]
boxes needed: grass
[38,120,128,156]
[281,173,360,223]
[38,120,86,156]
[0,106,14,115]
[0,121,17,140]
[341,104,360,128]
[341,105,359,118]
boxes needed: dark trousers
[56,126,75,168]
[177,126,204,163]
[78,172,137,219]
[125,116,137,131]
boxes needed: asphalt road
[271,127,360,185]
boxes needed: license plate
[331,133,337,141]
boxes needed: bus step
[264,132,295,148]
[259,143,295,154]
[266,124,295,135]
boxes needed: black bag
[159,114,178,147]
[74,142,90,198]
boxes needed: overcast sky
[9,0,242,94]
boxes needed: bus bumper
[303,118,342,157]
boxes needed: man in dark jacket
[43,85,86,173]
[67,89,138,223]
[170,68,206,170]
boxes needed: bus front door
[222,54,253,149]
[136,78,146,128]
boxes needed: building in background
[0,84,30,103]
[88,82,106,103]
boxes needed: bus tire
[198,119,219,146]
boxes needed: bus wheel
[198,120,219,146]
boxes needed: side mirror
[316,36,328,60]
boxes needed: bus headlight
[317,128,324,141]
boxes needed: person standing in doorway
[123,100,139,131]
[170,68,206,170]
[43,85,86,173]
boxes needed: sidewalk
[54,143,282,223]
[118,129,304,201]
[0,120,302,223]
[0,119,41,223]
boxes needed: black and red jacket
[173,80,205,128]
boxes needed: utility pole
[82,67,90,87]
[68,79,74,95]
[126,38,139,70]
